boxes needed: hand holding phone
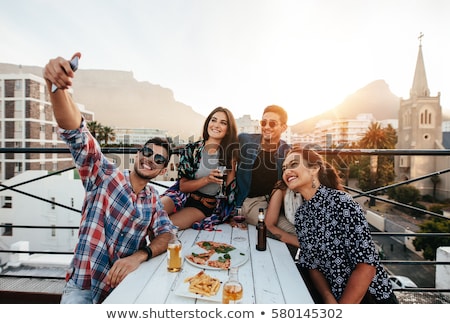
[51,55,80,93]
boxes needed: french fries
[184,271,221,296]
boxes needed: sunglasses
[260,120,280,128]
[139,146,168,165]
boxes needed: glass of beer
[167,230,182,272]
[222,267,243,303]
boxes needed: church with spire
[395,34,450,200]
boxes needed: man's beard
[134,163,155,181]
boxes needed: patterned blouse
[295,185,393,301]
[60,119,174,303]
[179,140,237,210]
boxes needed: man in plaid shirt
[44,53,175,304]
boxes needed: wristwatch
[141,245,153,261]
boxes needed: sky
[1,0,450,125]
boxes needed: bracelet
[141,245,153,261]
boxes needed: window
[15,162,22,172]
[14,80,22,91]
[403,110,411,128]
[419,107,433,127]
[2,223,13,236]
[2,196,12,208]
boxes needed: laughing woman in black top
[282,146,398,304]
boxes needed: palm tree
[100,126,116,146]
[359,122,397,206]
[87,121,102,139]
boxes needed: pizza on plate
[196,241,235,253]
[207,258,231,270]
[186,241,235,269]
[185,250,216,265]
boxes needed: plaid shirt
[60,119,174,303]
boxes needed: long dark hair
[202,107,239,168]
[286,145,344,190]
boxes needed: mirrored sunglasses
[260,120,279,128]
[139,146,168,165]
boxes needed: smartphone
[51,56,79,93]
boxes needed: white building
[315,113,375,148]
[0,170,83,257]
[109,127,169,146]
[0,169,174,266]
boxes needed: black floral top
[295,185,393,301]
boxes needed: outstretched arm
[43,52,82,130]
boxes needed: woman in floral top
[282,146,398,304]
[162,107,239,229]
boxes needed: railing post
[436,247,450,299]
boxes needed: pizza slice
[196,241,235,253]
[186,250,215,265]
[207,258,231,270]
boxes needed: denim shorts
[60,278,93,304]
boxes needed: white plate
[174,270,226,302]
[184,243,249,271]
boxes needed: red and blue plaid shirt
[60,119,174,303]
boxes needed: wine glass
[232,207,247,242]
[215,165,227,198]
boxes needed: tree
[100,126,116,146]
[430,175,441,202]
[358,122,397,206]
[87,121,102,139]
[413,217,450,260]
[387,184,421,205]
[87,121,116,146]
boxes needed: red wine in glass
[233,208,246,242]
[216,166,227,198]
[233,215,246,223]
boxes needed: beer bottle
[256,208,267,251]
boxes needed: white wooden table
[103,223,314,304]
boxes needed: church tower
[395,34,443,197]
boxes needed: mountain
[0,63,205,140]
[291,80,400,134]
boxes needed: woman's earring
[312,178,316,189]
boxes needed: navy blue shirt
[235,133,290,206]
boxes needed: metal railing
[1,147,450,303]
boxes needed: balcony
[1,147,450,304]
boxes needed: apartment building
[0,73,94,182]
